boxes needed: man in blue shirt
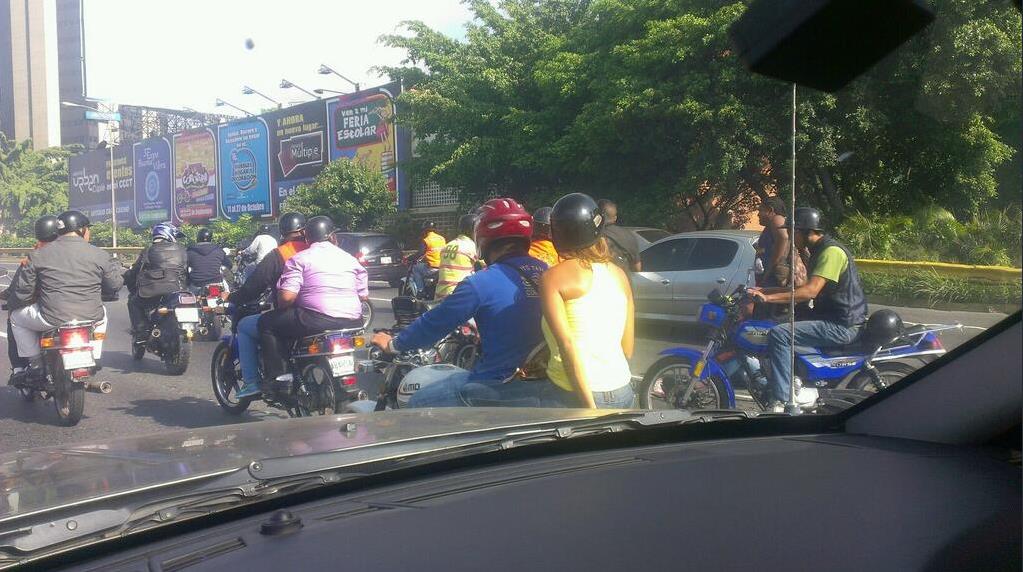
[371,198,545,407]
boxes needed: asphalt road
[0,261,1009,452]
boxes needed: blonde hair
[559,236,612,269]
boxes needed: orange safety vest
[276,239,308,263]
[423,231,446,268]
[528,239,560,269]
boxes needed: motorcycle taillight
[326,334,353,354]
[60,327,91,348]
[206,284,222,297]
[178,293,198,305]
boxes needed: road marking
[369,297,392,303]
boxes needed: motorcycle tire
[638,356,730,411]
[164,334,191,375]
[49,357,84,426]
[211,341,252,415]
[846,362,915,393]
[361,299,374,330]
[454,343,479,370]
[131,340,146,361]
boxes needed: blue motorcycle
[637,285,957,412]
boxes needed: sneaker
[765,401,786,413]
[235,382,261,399]
[795,387,819,407]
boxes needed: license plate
[205,298,220,308]
[175,307,200,323]
[329,355,355,377]
[380,256,392,264]
[62,350,95,370]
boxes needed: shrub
[860,269,1022,307]
[282,159,396,231]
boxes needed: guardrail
[856,259,1022,284]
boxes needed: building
[0,0,63,148]
[55,0,99,149]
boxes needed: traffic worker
[436,214,480,299]
[528,207,560,268]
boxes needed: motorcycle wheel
[847,362,915,393]
[298,362,337,416]
[361,299,374,330]
[131,340,146,361]
[211,341,252,414]
[638,356,729,411]
[49,357,84,426]
[164,333,191,375]
[454,343,479,370]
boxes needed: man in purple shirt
[256,215,368,387]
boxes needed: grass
[861,269,1022,307]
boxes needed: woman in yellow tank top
[541,193,636,409]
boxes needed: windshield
[0,0,1018,530]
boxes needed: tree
[0,134,78,236]
[381,0,1020,228]
[282,159,396,231]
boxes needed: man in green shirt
[749,207,868,412]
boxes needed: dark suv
[334,232,407,287]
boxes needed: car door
[633,238,694,319]
[670,237,742,318]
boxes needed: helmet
[304,215,335,243]
[196,228,213,242]
[474,197,533,260]
[258,223,273,235]
[457,214,476,236]
[152,222,180,242]
[864,309,904,347]
[792,207,824,232]
[278,212,306,236]
[421,220,437,231]
[533,207,553,226]
[34,215,60,242]
[56,210,90,235]
[550,193,602,252]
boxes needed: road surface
[0,262,1009,452]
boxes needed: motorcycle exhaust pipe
[86,380,112,394]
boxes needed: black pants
[7,319,27,369]
[257,307,361,382]
[128,294,162,333]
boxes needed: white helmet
[397,364,463,408]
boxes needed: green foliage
[861,270,1022,307]
[282,159,396,232]
[382,211,421,250]
[381,0,1020,228]
[0,134,77,236]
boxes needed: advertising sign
[112,145,135,227]
[327,82,399,198]
[173,128,218,223]
[133,137,173,225]
[68,150,111,221]
[218,118,272,220]
[266,100,327,211]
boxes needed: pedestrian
[756,196,806,288]
[597,199,641,273]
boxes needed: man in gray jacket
[8,211,124,378]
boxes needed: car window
[335,235,360,256]
[683,238,739,271]
[637,229,670,243]
[359,236,399,252]
[640,238,693,272]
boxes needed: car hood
[0,408,605,520]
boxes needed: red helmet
[475,197,533,260]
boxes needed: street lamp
[215,98,254,116]
[62,101,120,247]
[279,79,320,99]
[241,85,281,108]
[313,88,347,96]
[317,64,360,92]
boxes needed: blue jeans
[767,320,861,403]
[462,379,636,409]
[236,314,262,387]
[407,367,472,407]
[410,262,435,295]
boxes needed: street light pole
[241,85,282,108]
[313,88,347,96]
[280,79,320,99]
[317,64,360,92]
[214,98,254,117]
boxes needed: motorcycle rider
[597,199,641,273]
[749,207,868,412]
[435,214,479,300]
[409,221,446,296]
[371,198,547,407]
[7,211,123,380]
[226,212,308,398]
[239,224,278,280]
[3,215,61,380]
[251,216,368,394]
[124,223,189,341]
[187,227,229,290]
[528,206,560,268]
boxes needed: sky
[82,0,473,115]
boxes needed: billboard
[173,128,218,223]
[133,137,173,225]
[112,145,135,227]
[218,118,272,220]
[68,150,111,221]
[266,100,327,212]
[327,82,399,199]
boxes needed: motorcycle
[132,291,201,375]
[195,282,229,340]
[398,255,437,300]
[360,298,374,330]
[637,285,959,413]
[211,301,367,417]
[436,321,479,370]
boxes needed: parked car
[633,230,758,322]
[621,226,671,250]
[334,232,408,287]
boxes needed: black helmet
[533,207,553,226]
[457,214,476,236]
[197,228,213,242]
[34,215,60,243]
[864,309,904,347]
[304,215,335,243]
[551,193,602,252]
[792,207,824,232]
[421,220,436,231]
[278,212,306,236]
[258,224,273,235]
[56,210,90,235]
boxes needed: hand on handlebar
[371,331,395,353]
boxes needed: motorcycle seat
[296,327,364,344]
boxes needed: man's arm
[8,254,37,307]
[101,252,125,295]
[752,275,827,304]
[275,256,303,309]
[765,216,788,275]
[228,251,281,304]
[393,280,480,351]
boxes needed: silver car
[633,230,759,322]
